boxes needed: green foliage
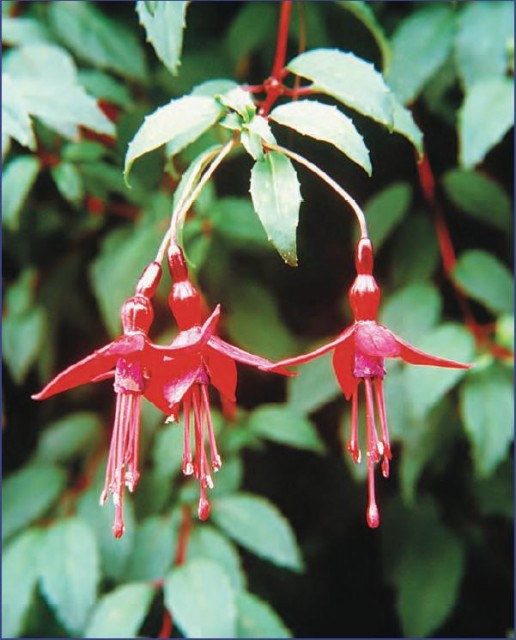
[236,591,292,638]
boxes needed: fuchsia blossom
[32,262,219,537]
[148,244,292,520]
[269,238,472,528]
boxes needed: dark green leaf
[453,249,513,315]
[236,591,292,638]
[247,404,325,454]
[187,524,246,592]
[36,412,102,464]
[2,155,40,230]
[456,1,514,90]
[212,197,269,246]
[124,514,178,581]
[459,78,514,168]
[2,306,46,384]
[270,100,371,175]
[212,493,303,571]
[62,141,107,163]
[473,457,514,519]
[2,528,43,638]
[225,2,277,65]
[48,1,147,80]
[153,423,184,480]
[363,182,411,249]
[380,282,442,345]
[51,162,84,206]
[124,96,223,182]
[2,463,66,542]
[1,73,36,152]
[85,583,154,639]
[78,69,133,107]
[164,558,237,638]
[250,150,302,265]
[391,213,439,285]
[386,5,455,104]
[287,48,393,127]
[136,1,187,76]
[460,362,514,478]
[403,323,475,419]
[442,169,512,233]
[39,517,100,634]
[287,351,341,414]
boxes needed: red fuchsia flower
[32,262,219,538]
[267,238,472,528]
[147,243,292,521]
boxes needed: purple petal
[354,322,401,357]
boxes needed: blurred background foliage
[2,1,514,638]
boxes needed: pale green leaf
[287,48,393,127]
[388,93,424,156]
[460,363,514,478]
[2,16,50,45]
[1,73,36,152]
[2,529,43,638]
[125,95,223,181]
[2,155,40,230]
[2,307,46,384]
[386,5,456,104]
[241,115,276,160]
[39,518,100,634]
[124,515,178,581]
[237,591,292,638]
[380,283,442,345]
[247,404,325,454]
[455,1,514,90]
[36,412,102,464]
[336,1,390,68]
[459,77,514,168]
[287,350,341,414]
[78,69,133,107]
[363,182,411,249]
[51,162,84,206]
[250,150,302,265]
[496,314,514,352]
[136,1,187,76]
[443,169,512,233]
[212,493,303,571]
[85,583,154,639]
[48,1,147,80]
[453,249,514,315]
[403,323,475,419]
[187,525,246,592]
[191,78,239,98]
[165,558,237,638]
[62,140,107,163]
[270,100,371,174]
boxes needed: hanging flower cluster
[32,248,290,536]
[267,238,471,527]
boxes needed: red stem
[174,504,193,566]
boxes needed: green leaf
[460,363,514,478]
[51,162,84,206]
[76,482,136,581]
[391,213,439,286]
[456,1,514,90]
[62,140,107,163]
[236,591,292,638]
[336,2,390,68]
[2,155,40,230]
[2,306,46,384]
[386,5,456,104]
[191,78,239,98]
[39,517,100,634]
[212,493,303,571]
[187,525,246,592]
[459,78,514,168]
[403,323,475,419]
[453,249,513,315]
[85,583,154,639]
[247,404,325,454]
[212,197,269,246]
[2,16,50,46]
[241,115,276,161]
[153,423,184,480]
[270,100,371,175]
[287,48,393,127]
[2,528,43,638]
[388,93,423,156]
[2,464,66,542]
[136,1,187,76]
[164,558,237,638]
[124,515,178,581]
[48,1,147,81]
[496,314,514,352]
[225,2,277,65]
[363,182,411,250]
[287,351,341,415]
[473,457,514,519]
[380,282,442,345]
[4,45,115,140]
[1,73,36,152]
[78,69,133,107]
[250,150,302,266]
[124,95,223,182]
[36,412,102,464]
[442,169,512,233]
[385,501,466,637]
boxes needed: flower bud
[355,237,374,275]
[121,295,153,333]
[135,261,162,297]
